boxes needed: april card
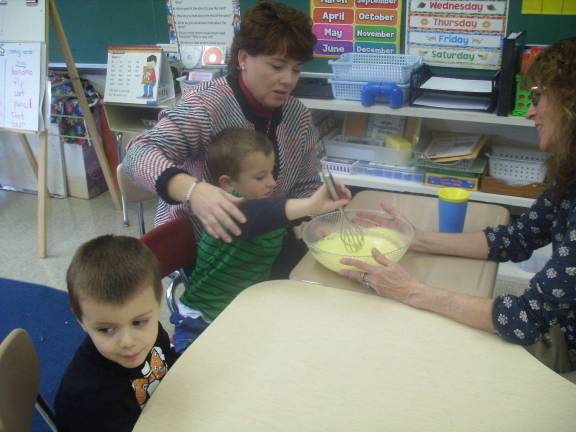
[104,46,174,105]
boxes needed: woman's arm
[340,249,496,333]
[408,280,496,333]
[410,230,490,260]
[124,97,247,242]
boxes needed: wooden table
[291,190,510,298]
[134,280,576,431]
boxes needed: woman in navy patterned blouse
[341,38,576,373]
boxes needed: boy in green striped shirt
[171,128,350,353]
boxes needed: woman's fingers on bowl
[339,268,365,283]
[380,202,400,217]
[372,248,391,265]
[339,257,373,272]
[353,211,396,230]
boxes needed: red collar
[238,75,274,120]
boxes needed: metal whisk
[320,167,365,253]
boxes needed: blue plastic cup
[438,188,470,233]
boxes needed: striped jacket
[123,75,321,233]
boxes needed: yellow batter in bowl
[309,226,409,273]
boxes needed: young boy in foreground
[55,235,178,432]
[171,127,350,352]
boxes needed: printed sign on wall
[312,0,403,58]
[405,0,509,69]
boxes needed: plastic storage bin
[329,79,410,105]
[487,146,546,185]
[324,134,413,166]
[321,157,357,175]
[354,161,424,184]
[329,53,422,82]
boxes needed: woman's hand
[188,182,246,242]
[339,248,418,304]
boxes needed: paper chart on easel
[0,41,45,132]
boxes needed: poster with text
[171,0,235,52]
[312,0,403,58]
[405,0,509,69]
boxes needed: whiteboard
[0,0,46,42]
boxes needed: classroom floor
[0,189,174,332]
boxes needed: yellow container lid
[438,187,470,203]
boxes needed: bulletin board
[240,0,576,75]
[48,0,170,67]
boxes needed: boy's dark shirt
[55,323,177,432]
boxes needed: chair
[140,217,198,314]
[117,163,157,235]
[0,329,57,432]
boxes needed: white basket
[328,79,410,105]
[321,157,357,175]
[329,53,422,83]
[487,146,547,185]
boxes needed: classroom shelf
[103,99,177,135]
[331,172,535,208]
[301,98,533,128]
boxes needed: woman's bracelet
[184,180,200,208]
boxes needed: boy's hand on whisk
[307,182,351,215]
[284,182,351,220]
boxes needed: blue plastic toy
[361,82,404,108]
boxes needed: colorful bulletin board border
[311,0,403,58]
[521,0,576,15]
[405,0,509,69]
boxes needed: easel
[1,0,121,258]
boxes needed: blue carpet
[0,277,85,432]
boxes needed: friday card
[104,46,174,105]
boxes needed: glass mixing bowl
[302,209,415,273]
